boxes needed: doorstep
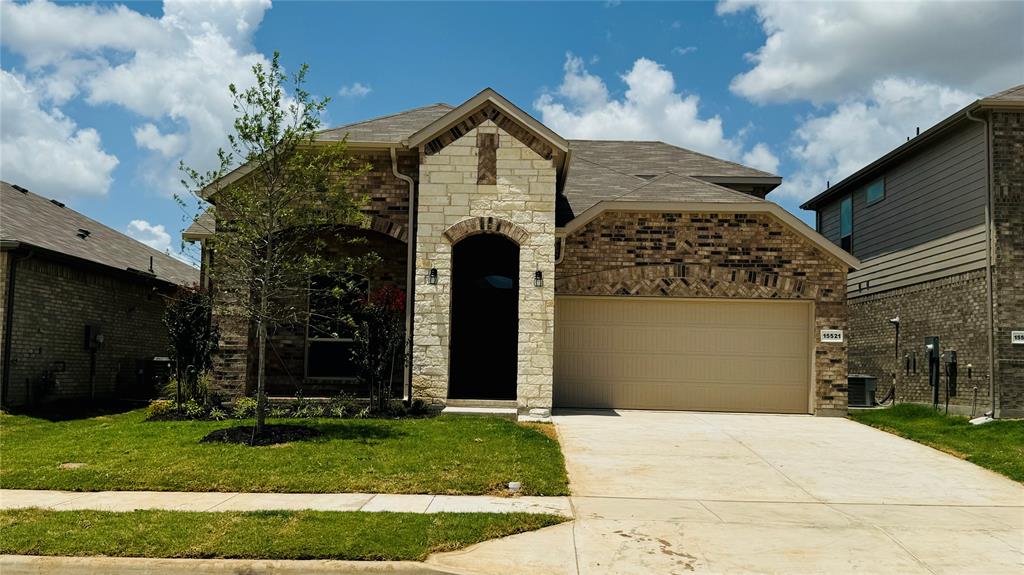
[440,406,518,420]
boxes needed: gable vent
[635,174,658,180]
[50,199,66,208]
[77,228,91,240]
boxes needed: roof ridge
[666,171,767,201]
[572,154,648,184]
[652,141,778,178]
[319,102,454,134]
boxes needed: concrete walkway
[0,489,572,516]
[429,410,1024,575]
[0,555,457,575]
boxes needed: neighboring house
[0,182,199,407]
[186,88,857,420]
[801,85,1023,417]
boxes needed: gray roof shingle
[1,181,198,286]
[317,103,454,143]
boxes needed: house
[801,85,1023,418]
[0,181,199,407]
[185,88,857,420]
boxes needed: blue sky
[2,1,1021,263]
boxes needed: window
[840,196,853,252]
[865,177,885,204]
[306,274,367,379]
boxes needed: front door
[449,234,519,400]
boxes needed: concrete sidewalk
[0,555,459,575]
[0,488,572,516]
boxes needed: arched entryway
[449,234,519,400]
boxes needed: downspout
[965,108,996,417]
[391,147,416,404]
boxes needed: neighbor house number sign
[820,329,844,343]
[1013,331,1024,345]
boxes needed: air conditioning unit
[847,374,878,407]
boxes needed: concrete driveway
[430,410,1024,575]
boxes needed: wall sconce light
[534,270,543,288]
[428,268,438,285]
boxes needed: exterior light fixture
[428,268,438,285]
[534,270,543,287]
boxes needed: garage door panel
[554,297,812,414]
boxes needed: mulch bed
[200,424,321,446]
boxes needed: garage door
[554,297,812,414]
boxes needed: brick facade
[1,254,173,407]
[991,111,1024,417]
[208,150,416,400]
[556,211,850,414]
[848,270,991,415]
[412,120,556,414]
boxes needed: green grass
[0,508,564,560]
[850,403,1024,483]
[0,409,568,495]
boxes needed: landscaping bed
[850,403,1024,483]
[0,508,564,560]
[0,409,569,495]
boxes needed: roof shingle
[1,181,198,286]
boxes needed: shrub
[146,399,176,420]
[231,397,258,419]
[208,407,229,421]
[183,399,207,420]
[163,286,218,408]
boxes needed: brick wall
[992,111,1024,417]
[1,254,173,407]
[556,211,850,414]
[848,270,991,415]
[412,120,557,413]
[208,150,416,400]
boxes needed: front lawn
[0,508,564,560]
[850,403,1024,483]
[0,409,568,495]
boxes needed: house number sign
[1012,331,1024,345]
[820,329,844,343]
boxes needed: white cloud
[338,82,372,98]
[535,53,775,169]
[719,0,1023,104]
[126,219,171,252]
[133,123,186,157]
[0,69,118,199]
[1,0,273,195]
[775,78,977,201]
[671,46,697,57]
[741,142,779,174]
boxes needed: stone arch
[362,215,408,243]
[443,216,530,246]
[555,263,818,299]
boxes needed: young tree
[163,285,218,409]
[180,52,370,439]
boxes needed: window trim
[864,176,885,206]
[839,195,853,253]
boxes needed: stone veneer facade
[412,120,556,414]
[556,211,850,415]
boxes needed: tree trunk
[253,287,269,442]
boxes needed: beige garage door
[554,297,812,414]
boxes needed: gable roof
[801,83,1024,210]
[1,181,198,286]
[182,208,215,241]
[558,140,779,224]
[407,88,569,157]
